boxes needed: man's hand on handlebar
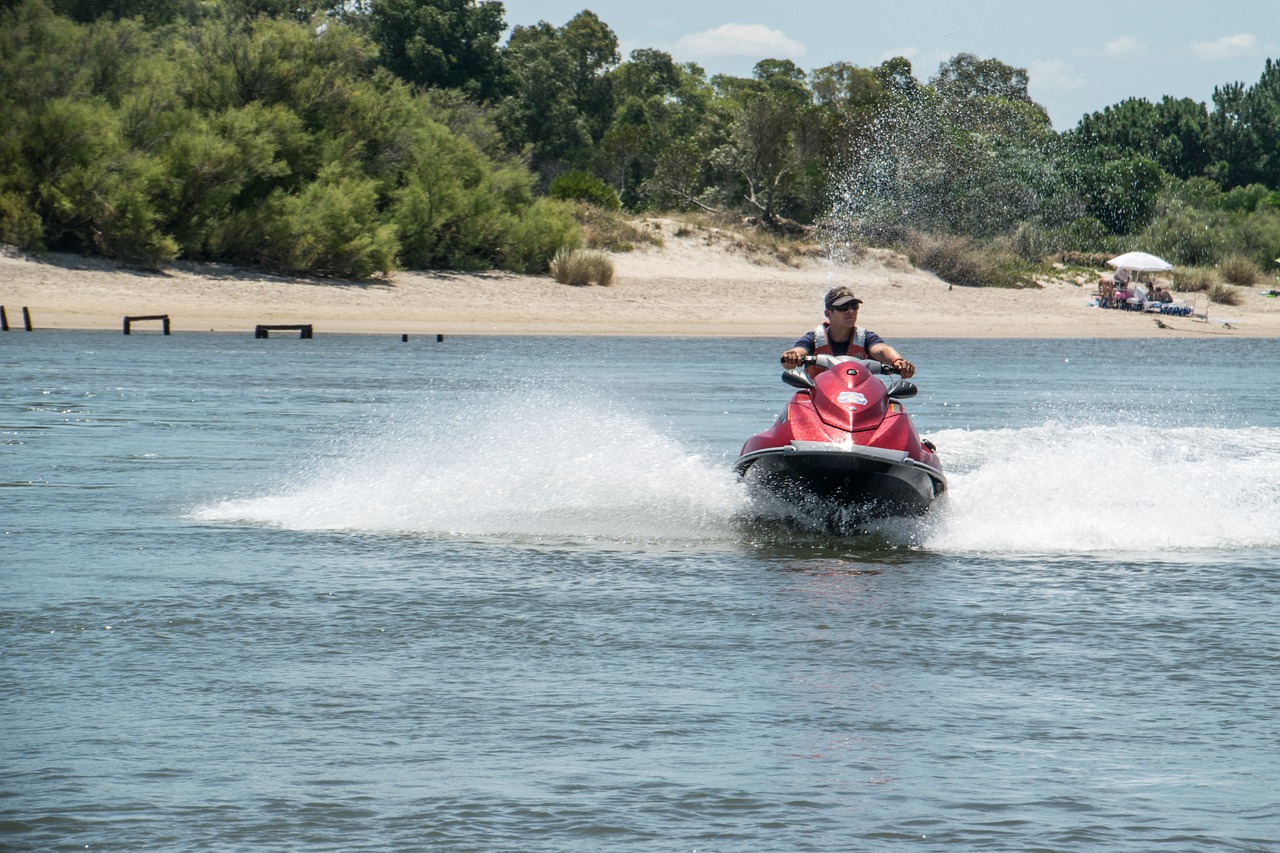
[890,358,915,378]
[780,347,808,369]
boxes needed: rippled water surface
[3,332,1278,851]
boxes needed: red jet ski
[735,354,946,520]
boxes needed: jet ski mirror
[887,379,917,400]
[782,367,816,390]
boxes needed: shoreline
[5,224,1279,339]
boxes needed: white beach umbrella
[1107,251,1172,272]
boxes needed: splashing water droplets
[193,387,750,544]
[192,389,1280,554]
[923,423,1280,553]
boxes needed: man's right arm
[781,332,815,369]
[781,347,808,369]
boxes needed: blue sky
[498,0,1278,129]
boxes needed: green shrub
[157,105,301,257]
[502,197,581,274]
[548,170,621,210]
[549,247,614,286]
[1225,207,1280,271]
[1055,250,1111,267]
[40,134,181,266]
[0,7,572,279]
[1008,222,1055,262]
[389,121,518,270]
[258,164,397,278]
[1217,183,1272,213]
[1058,217,1113,253]
[0,192,44,250]
[984,252,1037,289]
[1218,254,1261,286]
[92,153,181,266]
[1141,200,1222,266]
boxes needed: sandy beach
[4,220,1279,339]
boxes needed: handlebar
[781,354,897,375]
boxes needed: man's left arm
[869,342,915,378]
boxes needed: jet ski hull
[735,442,945,518]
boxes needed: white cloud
[1028,59,1086,91]
[875,46,920,64]
[878,46,918,60]
[1103,36,1145,58]
[1191,33,1258,60]
[675,23,806,60]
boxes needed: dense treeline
[2,0,1278,279]
[0,0,578,274]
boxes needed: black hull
[735,445,946,519]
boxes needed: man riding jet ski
[735,286,945,520]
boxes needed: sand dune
[4,220,1278,339]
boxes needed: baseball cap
[824,286,862,310]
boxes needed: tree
[1065,150,1165,235]
[810,61,881,108]
[872,56,919,99]
[645,138,715,212]
[365,0,506,101]
[932,53,1030,102]
[753,58,808,103]
[44,0,200,26]
[1206,59,1280,189]
[496,21,587,169]
[710,60,822,225]
[1072,96,1212,179]
[496,11,619,171]
[1151,96,1214,178]
[603,51,712,205]
[611,47,680,102]
[559,9,618,141]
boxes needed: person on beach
[781,286,916,378]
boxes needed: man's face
[826,302,859,324]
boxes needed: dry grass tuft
[1054,250,1112,267]
[1172,266,1219,292]
[1218,254,1262,287]
[550,247,615,286]
[1208,280,1244,305]
[902,231,1033,288]
[578,206,663,252]
[657,212,823,267]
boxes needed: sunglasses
[830,302,860,311]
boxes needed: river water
[3,331,1278,851]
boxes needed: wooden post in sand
[1,306,8,331]
[22,306,32,331]
[123,315,171,335]
[255,324,313,339]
